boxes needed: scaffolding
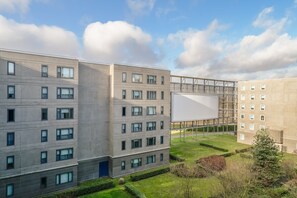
[170,75,238,141]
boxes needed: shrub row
[239,153,253,159]
[196,155,226,172]
[199,142,229,152]
[235,147,252,153]
[125,183,146,198]
[42,179,115,198]
[219,152,236,157]
[169,153,185,162]
[130,166,170,181]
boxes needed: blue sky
[0,0,297,80]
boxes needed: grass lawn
[80,186,132,198]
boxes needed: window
[122,107,126,116]
[160,136,164,144]
[56,148,73,161]
[122,72,127,82]
[131,158,142,168]
[131,123,142,132]
[57,108,74,119]
[57,88,74,99]
[41,108,48,121]
[240,114,245,119]
[41,151,47,164]
[122,124,126,134]
[132,106,142,116]
[40,177,47,188]
[122,90,126,99]
[146,122,156,131]
[250,95,255,100]
[121,141,126,150]
[56,172,73,185]
[41,130,48,142]
[7,132,15,146]
[261,84,266,90]
[261,95,266,100]
[147,155,156,164]
[161,106,164,115]
[146,137,156,146]
[121,161,125,170]
[249,114,254,120]
[132,73,143,83]
[250,104,255,110]
[241,86,245,91]
[260,104,265,111]
[147,91,156,100]
[6,184,14,197]
[147,75,157,84]
[57,67,74,78]
[249,124,254,131]
[7,156,14,169]
[241,94,245,100]
[56,128,73,140]
[132,90,142,99]
[161,91,164,100]
[147,106,156,115]
[239,134,245,141]
[261,115,265,121]
[7,62,15,75]
[161,76,164,85]
[41,65,48,77]
[241,104,245,110]
[131,139,142,149]
[160,121,164,130]
[160,153,163,161]
[251,85,255,90]
[240,123,245,129]
[41,87,48,99]
[7,109,15,122]
[7,86,15,99]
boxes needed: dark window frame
[41,130,48,142]
[6,156,14,169]
[57,66,74,79]
[7,61,15,75]
[56,108,74,120]
[56,172,73,185]
[41,87,48,99]
[121,141,126,150]
[147,75,157,84]
[7,85,15,99]
[40,177,47,188]
[7,132,15,146]
[6,183,14,197]
[122,107,126,117]
[131,123,142,132]
[132,106,143,116]
[7,109,15,122]
[56,128,73,140]
[121,124,126,134]
[57,87,74,99]
[131,139,142,149]
[41,65,48,77]
[56,148,73,161]
[41,151,48,164]
[41,108,48,121]
[146,137,156,146]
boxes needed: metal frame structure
[170,75,238,141]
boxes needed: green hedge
[125,183,146,198]
[170,153,185,162]
[130,166,170,181]
[42,179,115,198]
[199,143,229,152]
[235,147,252,153]
[219,152,236,157]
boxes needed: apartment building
[237,78,297,153]
[0,49,170,198]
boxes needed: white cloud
[0,15,79,57]
[127,0,155,16]
[83,21,160,65]
[0,0,31,13]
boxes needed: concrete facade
[237,78,297,153]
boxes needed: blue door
[99,161,109,177]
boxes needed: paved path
[170,131,235,139]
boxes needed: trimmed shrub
[199,143,228,152]
[220,152,236,157]
[196,155,226,172]
[240,153,253,159]
[130,166,170,181]
[170,153,185,162]
[125,183,146,198]
[235,147,252,153]
[118,177,125,185]
[170,163,208,178]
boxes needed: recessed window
[7,86,15,99]
[41,108,48,121]
[131,123,142,132]
[40,177,47,188]
[6,184,14,197]
[250,104,255,110]
[160,153,163,161]
[56,128,73,140]
[241,94,245,100]
[241,104,245,110]
[249,114,254,120]
[160,121,164,130]
[261,95,266,100]
[160,136,164,144]
[56,148,73,161]
[147,91,156,100]
[41,151,47,164]
[147,106,156,115]
[41,87,48,99]
[146,137,156,146]
[57,88,74,99]
[240,114,245,119]
[131,139,142,149]
[132,106,142,116]
[239,134,245,141]
[261,84,266,90]
[121,161,126,170]
[7,156,14,169]
[250,95,255,100]
[57,108,74,120]
[7,109,15,122]
[122,90,126,99]
[131,158,142,168]
[161,106,164,115]
[121,141,126,150]
[41,65,48,77]
[161,76,164,85]
[249,124,254,131]
[147,75,157,84]
[161,91,164,100]
[7,62,15,75]
[122,72,127,82]
[241,86,245,91]
[56,172,73,185]
[7,132,15,146]
[132,90,142,99]
[251,85,255,91]
[147,155,156,164]
[41,130,48,142]
[147,122,156,131]
[260,115,265,121]
[240,123,245,129]
[122,107,126,116]
[57,67,74,79]
[132,73,143,83]
[260,104,265,111]
[122,124,126,134]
